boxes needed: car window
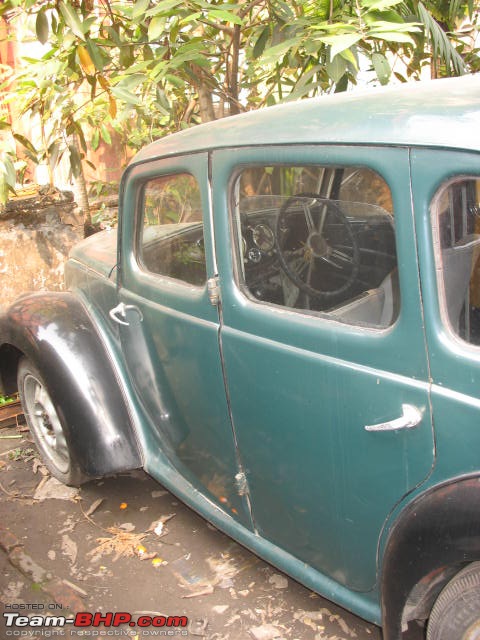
[138,173,207,286]
[231,165,399,328]
[433,176,480,345]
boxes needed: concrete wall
[0,196,85,312]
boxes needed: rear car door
[412,149,480,481]
[212,145,435,592]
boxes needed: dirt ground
[0,415,384,640]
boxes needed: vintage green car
[1,75,480,639]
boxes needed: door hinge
[207,276,220,306]
[235,471,248,496]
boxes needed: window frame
[228,161,399,330]
[431,173,480,349]
[134,171,208,290]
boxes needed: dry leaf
[85,498,104,517]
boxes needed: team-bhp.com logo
[3,611,189,629]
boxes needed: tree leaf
[253,26,269,59]
[110,85,142,105]
[207,9,243,26]
[372,51,391,84]
[326,54,347,83]
[78,45,95,76]
[3,155,16,189]
[47,141,61,172]
[13,133,37,155]
[148,16,166,41]
[59,2,86,41]
[261,37,302,64]
[144,0,183,17]
[109,95,117,118]
[132,0,150,20]
[36,10,49,45]
[100,124,112,144]
[86,37,109,72]
[319,33,362,60]
[369,31,415,44]
[91,128,100,151]
[119,44,135,68]
[362,0,402,9]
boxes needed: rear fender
[0,292,142,477]
[381,476,480,639]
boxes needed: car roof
[131,74,480,166]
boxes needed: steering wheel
[275,194,360,302]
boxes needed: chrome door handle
[365,404,423,432]
[109,302,143,326]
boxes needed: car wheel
[17,358,87,486]
[427,562,480,640]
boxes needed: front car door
[117,153,252,527]
[212,145,435,610]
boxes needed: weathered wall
[0,195,85,312]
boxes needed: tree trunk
[197,77,216,123]
[70,134,91,230]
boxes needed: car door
[212,145,435,592]
[116,153,252,527]
[411,149,480,480]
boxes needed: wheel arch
[0,292,142,477]
[380,476,480,640]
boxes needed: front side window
[433,177,480,345]
[138,173,207,286]
[231,165,399,328]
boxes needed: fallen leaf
[85,498,104,517]
[181,585,214,598]
[249,623,283,640]
[61,535,78,565]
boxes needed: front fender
[381,476,480,639]
[0,292,142,477]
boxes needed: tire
[17,358,87,486]
[427,562,480,640]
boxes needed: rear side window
[432,177,480,345]
[138,173,207,287]
[231,165,399,328]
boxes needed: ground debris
[88,527,147,562]
[33,477,79,501]
[268,573,288,589]
[182,585,215,598]
[189,617,209,636]
[148,513,176,537]
[151,489,168,498]
[295,608,357,638]
[249,623,284,640]
[32,458,48,475]
[212,605,229,615]
[61,534,78,565]
[85,497,104,517]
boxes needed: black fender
[381,475,480,639]
[0,291,142,477]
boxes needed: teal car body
[2,75,480,639]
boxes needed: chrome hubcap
[24,374,70,474]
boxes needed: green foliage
[0,393,18,406]
[0,0,478,202]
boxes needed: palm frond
[417,1,466,75]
